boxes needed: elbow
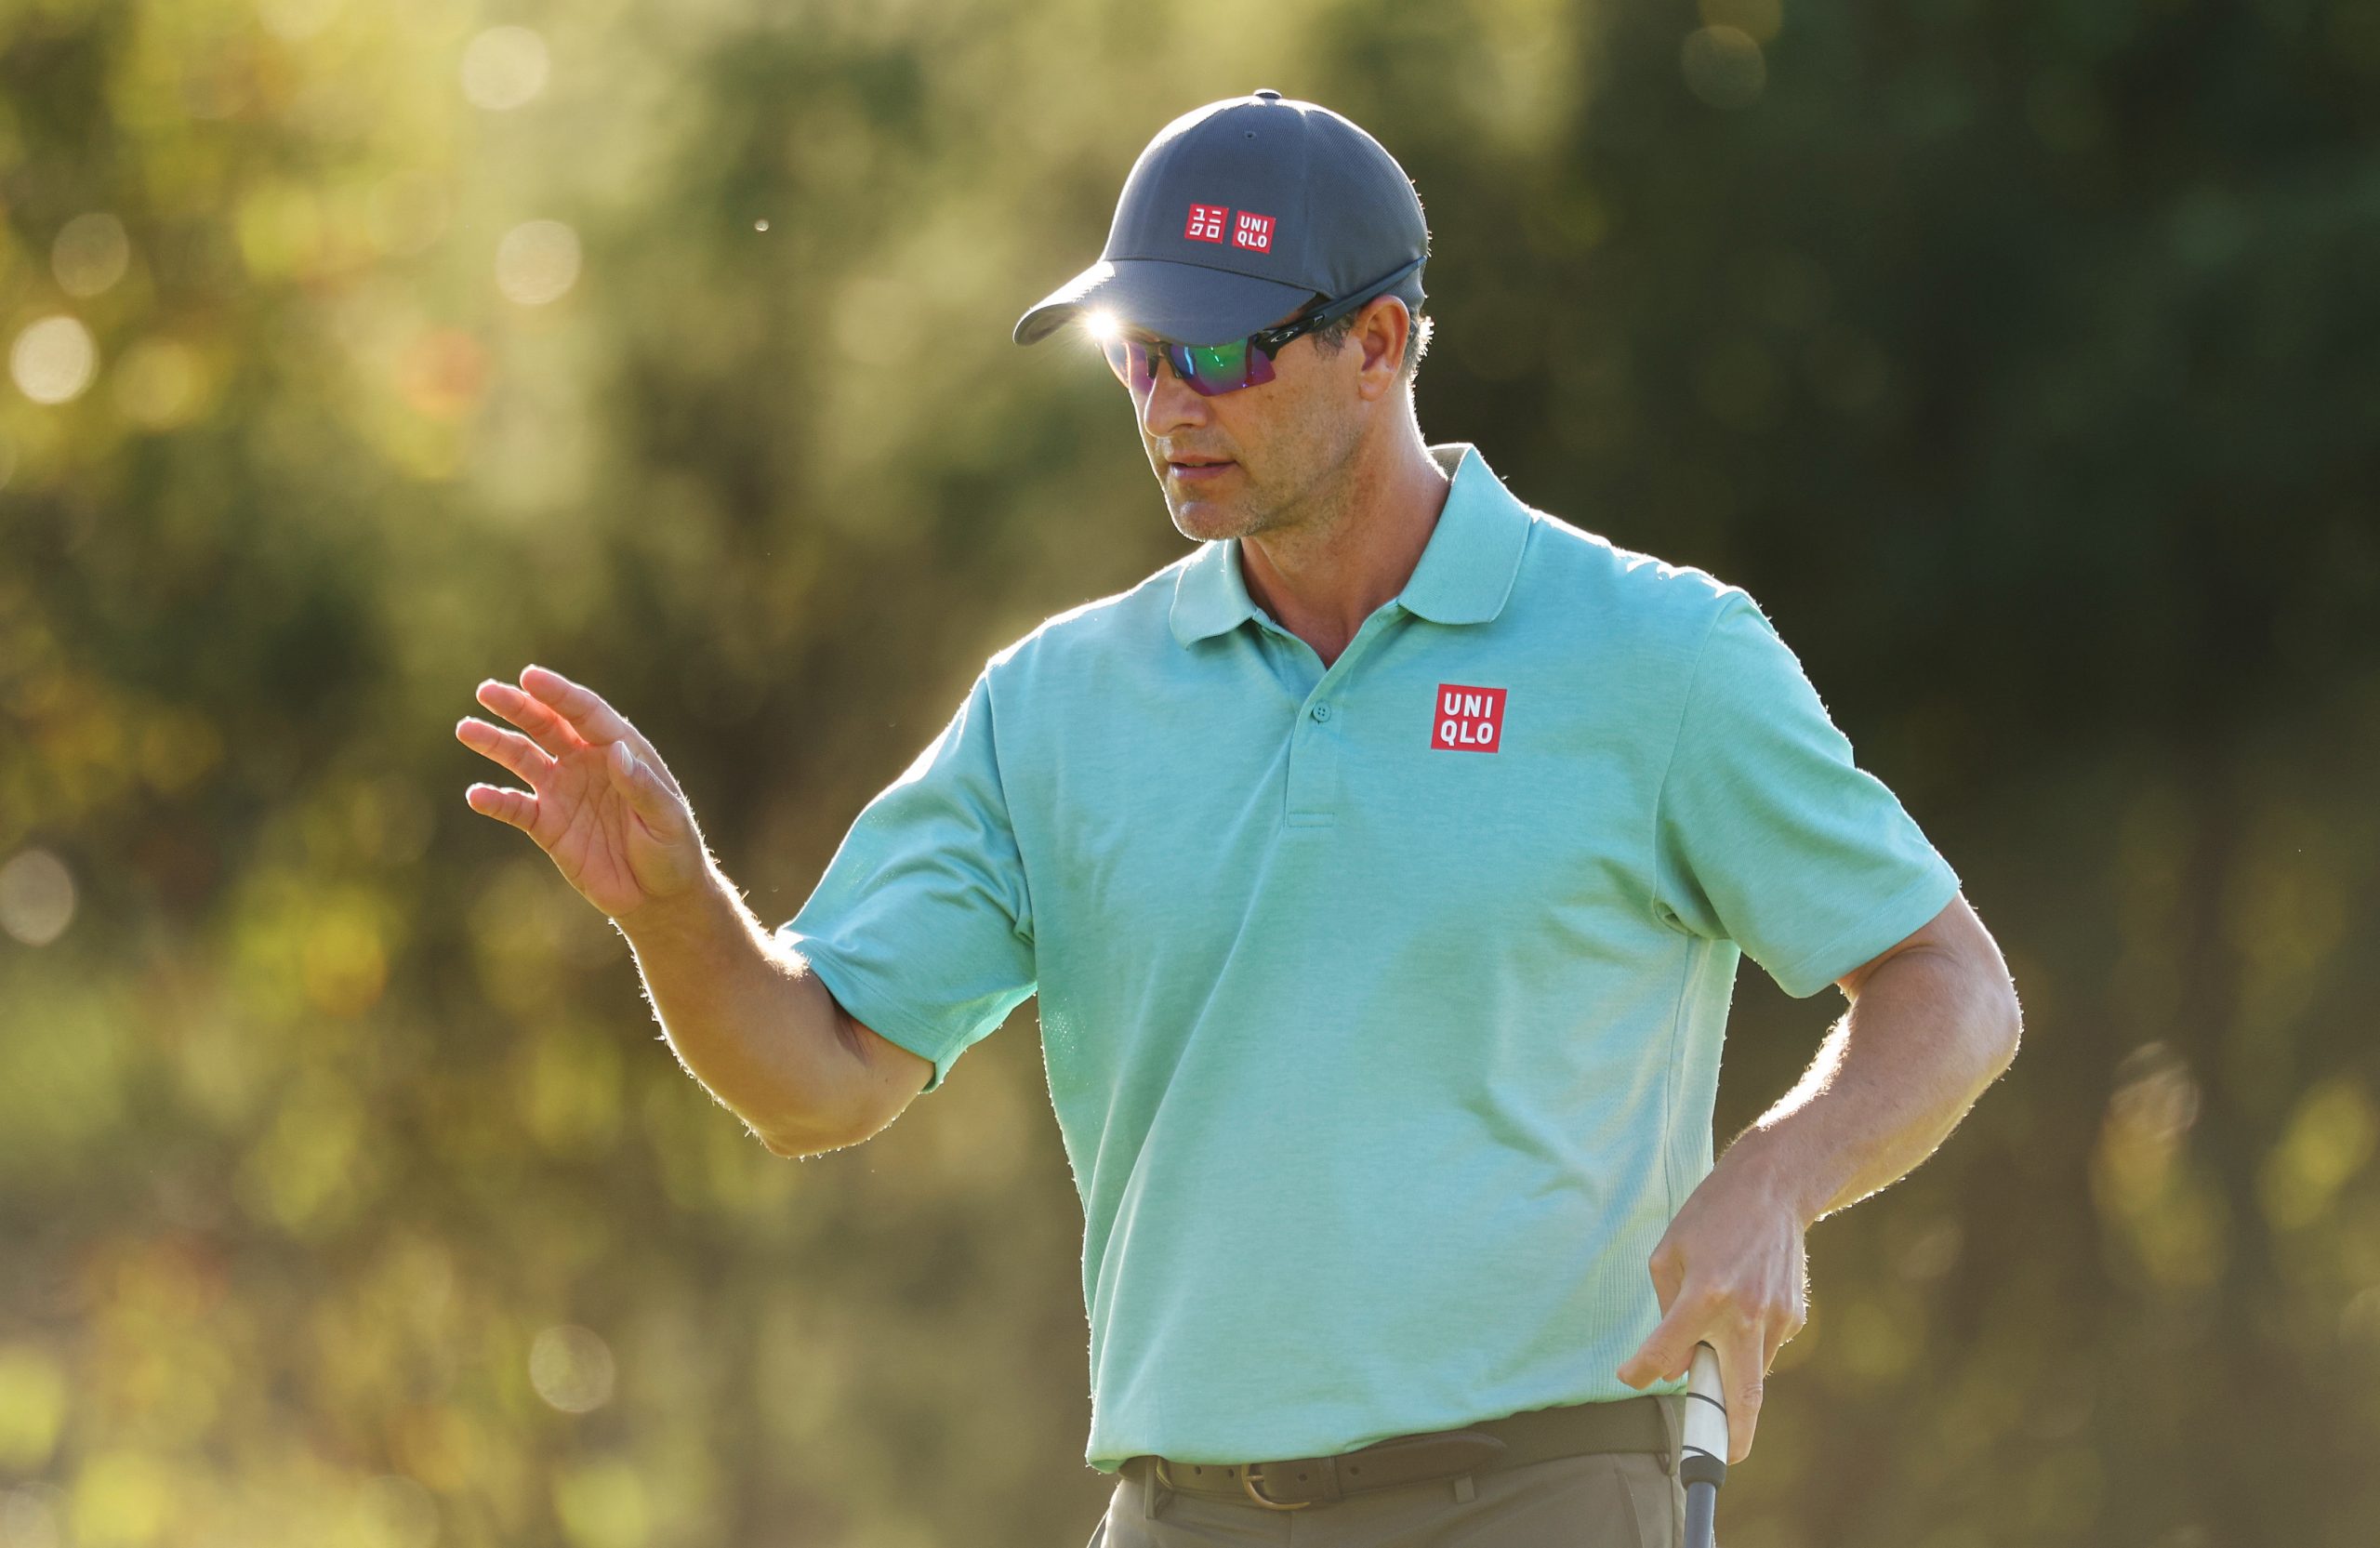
[1977,978,2024,1080]
[757,1126,809,1160]
[756,1115,864,1160]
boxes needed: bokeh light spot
[496,219,582,306]
[51,215,130,299]
[0,850,77,946]
[2099,1039,2202,1207]
[462,27,550,112]
[9,318,99,406]
[112,339,205,431]
[529,1325,615,1413]
[1682,25,1766,110]
[2260,1076,2376,1231]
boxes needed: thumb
[606,738,683,832]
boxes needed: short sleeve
[1651,592,1961,999]
[774,668,1038,1093]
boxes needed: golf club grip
[1680,1340,1729,1506]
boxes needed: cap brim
[1012,258,1318,347]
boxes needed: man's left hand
[1614,1157,1810,1465]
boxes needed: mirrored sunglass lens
[1104,335,1270,397]
[1179,341,1248,393]
[1103,337,1157,393]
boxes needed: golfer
[457,90,2022,1547]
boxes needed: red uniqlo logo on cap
[1184,204,1228,244]
[1430,684,1507,752]
[1232,211,1275,252]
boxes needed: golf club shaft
[1680,1342,1729,1548]
[1684,1481,1718,1545]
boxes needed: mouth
[1167,456,1236,483]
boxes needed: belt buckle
[1236,1461,1315,1511]
[1150,1458,1315,1512]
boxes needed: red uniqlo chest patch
[1431,683,1507,752]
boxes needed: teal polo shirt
[775,442,1961,1475]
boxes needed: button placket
[1281,609,1399,827]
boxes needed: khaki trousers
[1085,1449,1683,1547]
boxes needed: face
[1113,300,1403,545]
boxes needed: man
[457,90,2021,1547]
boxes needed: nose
[1138,351,1210,440]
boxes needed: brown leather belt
[1123,1394,1677,1511]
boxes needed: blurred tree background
[1,0,2375,1544]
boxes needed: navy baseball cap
[1012,88,1430,349]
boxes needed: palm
[456,668,704,920]
[523,743,679,917]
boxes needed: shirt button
[1310,703,1330,721]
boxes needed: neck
[1237,420,1452,668]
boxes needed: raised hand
[456,665,709,922]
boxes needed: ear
[1355,297,1410,401]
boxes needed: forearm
[1720,945,2021,1228]
[614,862,872,1158]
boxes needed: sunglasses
[1096,253,1426,398]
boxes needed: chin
[1170,501,1249,544]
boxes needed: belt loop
[1141,1457,1170,1520]
[1657,1393,1681,1475]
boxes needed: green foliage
[2,1,2376,1544]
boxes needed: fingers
[1722,1331,1765,1464]
[484,667,688,803]
[475,678,587,761]
[1646,1237,1686,1309]
[1616,1279,1775,1439]
[521,665,649,756]
[456,716,558,787]
[1620,1294,1773,1462]
[463,782,536,832]
[1618,1283,1713,1388]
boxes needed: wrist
[1716,1124,1828,1231]
[615,864,735,953]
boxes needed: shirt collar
[1168,442,1533,647]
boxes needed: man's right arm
[615,862,934,1158]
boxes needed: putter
[1681,1341,1730,1548]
